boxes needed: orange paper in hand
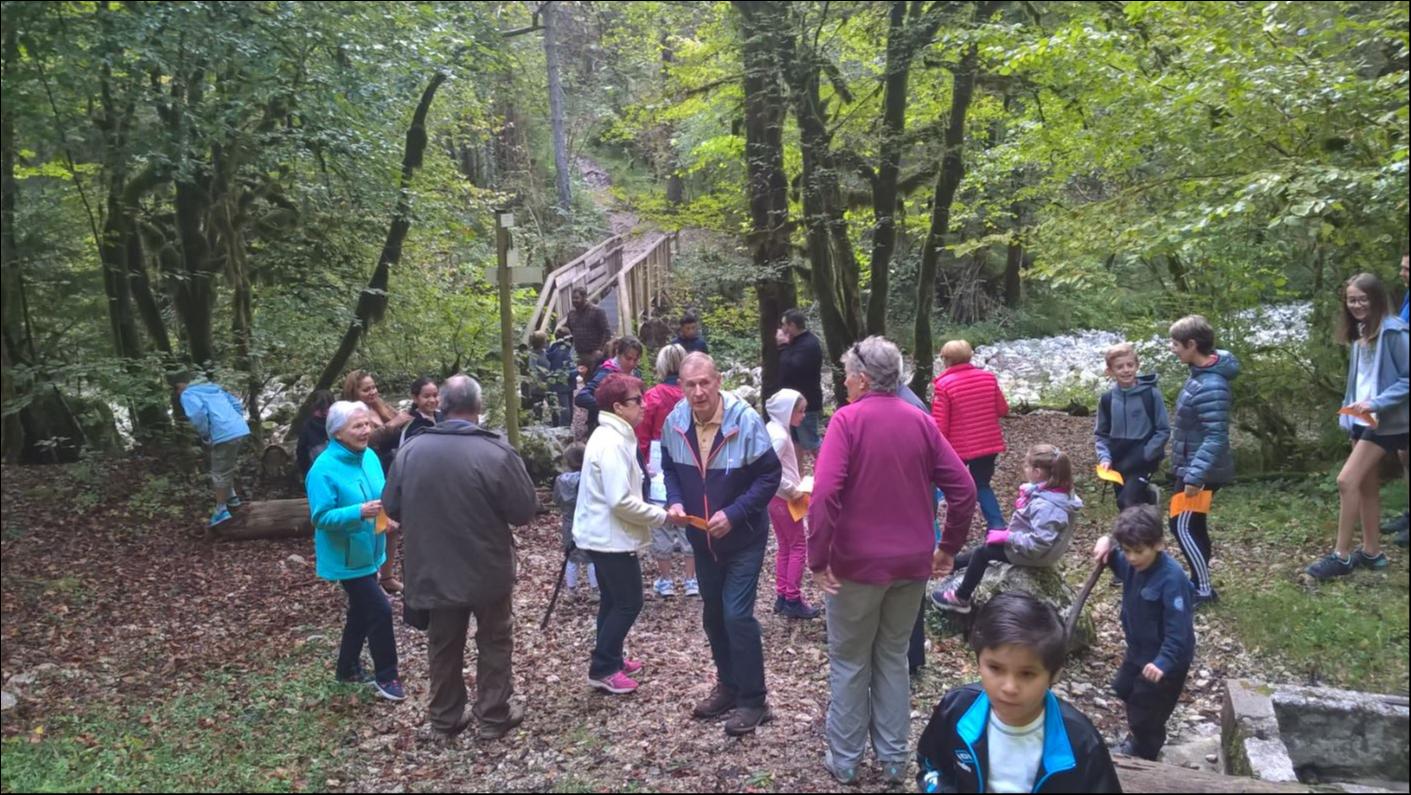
[1094,465,1125,485]
[1338,406,1378,429]
[684,515,711,531]
[787,493,811,522]
[1169,489,1213,518]
[375,510,390,534]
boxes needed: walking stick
[1066,559,1106,642]
[541,544,573,630]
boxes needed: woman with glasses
[806,336,978,785]
[1307,272,1410,580]
[573,373,691,695]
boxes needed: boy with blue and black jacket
[1095,343,1170,508]
[916,593,1121,793]
[175,373,251,527]
[1168,315,1241,604]
[1093,505,1196,763]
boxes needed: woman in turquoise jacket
[306,400,405,701]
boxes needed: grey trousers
[825,578,927,768]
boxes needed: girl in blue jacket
[1308,273,1410,580]
[306,401,405,701]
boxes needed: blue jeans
[337,574,399,684]
[966,454,1005,530]
[693,535,767,707]
[793,410,822,452]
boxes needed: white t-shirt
[1352,341,1378,425]
[987,709,1045,793]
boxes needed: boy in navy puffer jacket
[1167,315,1240,604]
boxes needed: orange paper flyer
[1095,465,1125,485]
[1338,406,1378,429]
[1169,489,1213,518]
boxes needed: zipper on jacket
[674,423,739,560]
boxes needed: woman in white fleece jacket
[574,373,688,694]
[766,388,819,620]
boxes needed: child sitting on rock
[932,444,1082,614]
[553,443,598,601]
[916,592,1120,793]
[1092,505,1196,761]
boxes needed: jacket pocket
[346,529,377,570]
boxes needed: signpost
[494,210,530,449]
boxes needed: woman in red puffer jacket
[931,340,1010,531]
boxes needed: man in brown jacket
[383,375,538,740]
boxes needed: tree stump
[212,499,312,541]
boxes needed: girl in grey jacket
[932,445,1083,613]
[1308,273,1410,580]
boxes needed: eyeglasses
[1345,297,1371,307]
[850,342,868,369]
[621,395,643,406]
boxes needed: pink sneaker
[588,671,639,694]
[622,658,644,677]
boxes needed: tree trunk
[1003,234,1024,307]
[735,1,796,398]
[866,1,945,337]
[289,70,449,440]
[213,498,313,541]
[543,1,572,216]
[911,4,993,396]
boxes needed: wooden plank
[1113,757,1311,793]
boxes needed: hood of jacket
[766,388,804,430]
[1119,372,1160,395]
[1193,349,1241,382]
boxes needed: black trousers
[337,574,399,684]
[586,550,644,679]
[1113,658,1188,760]
[1171,482,1220,595]
[954,543,1009,601]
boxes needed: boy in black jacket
[1094,342,1170,507]
[916,594,1121,793]
[1092,505,1196,762]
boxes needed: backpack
[1100,385,1157,432]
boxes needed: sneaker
[881,760,908,785]
[1354,548,1389,570]
[1306,551,1355,580]
[336,667,375,685]
[380,577,403,594]
[654,578,676,598]
[373,679,407,702]
[823,749,859,785]
[780,598,821,620]
[622,658,644,677]
[724,704,772,736]
[588,671,639,695]
[1192,590,1220,608]
[684,578,700,597]
[1115,736,1140,757]
[478,703,525,740]
[209,507,233,527]
[930,588,972,614]
[772,595,786,614]
[227,493,243,509]
[1381,512,1410,535]
[692,684,737,719]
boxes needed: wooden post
[497,211,521,449]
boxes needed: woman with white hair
[305,400,405,702]
[806,336,977,784]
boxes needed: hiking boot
[780,598,820,620]
[692,684,737,719]
[772,595,786,614]
[433,708,475,740]
[1381,512,1410,535]
[210,507,233,527]
[684,577,700,597]
[930,588,972,614]
[653,578,676,599]
[478,703,525,740]
[1306,551,1355,580]
[823,749,859,785]
[373,679,407,702]
[723,704,772,736]
[621,658,644,677]
[588,671,638,695]
[1354,548,1389,570]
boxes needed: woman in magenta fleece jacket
[806,336,977,785]
[931,339,1010,530]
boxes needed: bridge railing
[525,232,676,344]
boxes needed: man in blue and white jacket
[663,353,781,737]
[175,373,250,527]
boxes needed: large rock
[518,425,576,485]
[925,562,1095,655]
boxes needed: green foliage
[0,642,355,793]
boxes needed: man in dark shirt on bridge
[563,287,612,359]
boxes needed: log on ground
[213,499,312,541]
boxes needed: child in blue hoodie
[175,374,251,527]
[1094,343,1170,508]
[1093,505,1196,762]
